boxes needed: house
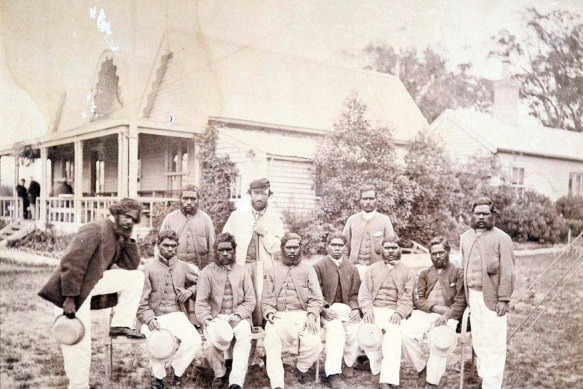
[0,2,428,231]
[430,64,583,201]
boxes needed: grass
[1,250,582,389]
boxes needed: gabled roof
[431,109,583,162]
[143,32,429,142]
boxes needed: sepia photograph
[1,1,582,388]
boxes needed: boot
[150,376,164,389]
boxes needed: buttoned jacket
[137,256,199,328]
[261,261,323,319]
[313,256,360,310]
[358,261,414,319]
[38,219,140,310]
[195,262,256,324]
[415,262,466,320]
[343,212,394,264]
[460,227,515,311]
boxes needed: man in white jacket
[222,178,285,325]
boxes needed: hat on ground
[206,320,234,351]
[428,325,457,357]
[249,178,270,191]
[53,315,85,345]
[146,328,177,361]
[329,303,352,322]
[357,322,382,352]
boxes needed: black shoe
[228,385,241,389]
[109,326,146,338]
[150,376,164,389]
[211,376,227,389]
[169,375,183,388]
[295,369,308,385]
[424,382,438,389]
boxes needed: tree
[491,8,583,132]
[313,93,415,232]
[365,45,493,123]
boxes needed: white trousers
[401,310,458,385]
[363,307,404,386]
[141,311,202,379]
[322,304,360,376]
[264,311,323,389]
[53,269,144,389]
[469,289,507,389]
[355,264,368,281]
[204,314,252,387]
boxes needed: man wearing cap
[195,233,256,389]
[313,232,361,389]
[138,230,202,389]
[460,197,515,389]
[402,236,466,389]
[223,178,285,325]
[38,198,146,389]
[358,235,415,389]
[160,185,215,270]
[262,233,324,389]
[343,184,394,279]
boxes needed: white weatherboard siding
[138,134,167,193]
[268,158,316,213]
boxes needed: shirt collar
[329,255,343,267]
[385,262,395,271]
[158,255,176,268]
[361,210,377,221]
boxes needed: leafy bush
[555,196,583,220]
[281,209,336,255]
[7,226,74,258]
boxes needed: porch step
[0,221,35,248]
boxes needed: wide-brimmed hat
[357,322,382,352]
[329,303,352,322]
[146,328,177,361]
[428,325,457,357]
[53,315,85,345]
[206,320,234,351]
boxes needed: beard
[383,253,401,266]
[114,224,133,240]
[282,252,301,266]
[181,204,197,216]
[471,218,494,230]
[251,199,267,211]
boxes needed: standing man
[160,185,215,270]
[313,232,361,389]
[358,235,415,389]
[28,177,40,219]
[460,197,515,389]
[223,178,285,325]
[262,233,323,389]
[16,178,29,219]
[195,233,256,389]
[343,184,394,279]
[402,236,466,389]
[38,198,146,389]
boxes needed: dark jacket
[28,180,40,199]
[313,256,360,310]
[414,262,466,320]
[38,219,140,309]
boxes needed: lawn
[0,250,581,389]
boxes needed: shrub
[555,195,583,220]
[281,209,336,255]
[7,226,74,258]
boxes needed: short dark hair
[471,196,496,213]
[359,184,376,200]
[326,232,347,245]
[157,229,178,246]
[429,236,450,252]
[381,235,400,246]
[281,232,302,249]
[109,198,142,222]
[180,185,199,198]
[214,232,237,252]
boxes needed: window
[166,140,190,194]
[230,174,242,199]
[511,167,525,198]
[569,172,583,197]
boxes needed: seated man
[195,233,256,389]
[313,232,361,389]
[38,198,146,389]
[137,230,202,389]
[402,236,467,389]
[358,235,415,389]
[262,233,324,389]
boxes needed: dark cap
[249,178,270,191]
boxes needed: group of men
[38,178,515,389]
[16,177,40,219]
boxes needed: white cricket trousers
[264,311,323,389]
[469,289,507,389]
[363,307,404,386]
[53,269,144,389]
[141,311,202,379]
[204,314,252,387]
[322,304,360,376]
[401,310,458,385]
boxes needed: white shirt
[329,255,343,267]
[361,210,377,222]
